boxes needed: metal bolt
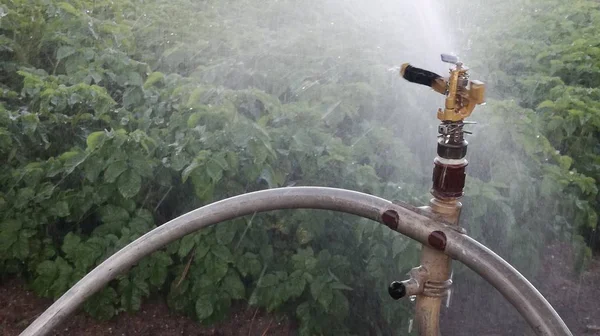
[381,209,399,230]
[428,231,447,251]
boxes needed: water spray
[20,54,572,336]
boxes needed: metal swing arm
[21,187,571,336]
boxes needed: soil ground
[1,241,599,335]
[0,283,293,336]
[441,242,600,336]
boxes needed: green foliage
[0,0,424,333]
[0,0,595,334]
[451,0,600,267]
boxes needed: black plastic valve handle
[388,281,407,300]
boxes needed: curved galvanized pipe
[20,187,571,336]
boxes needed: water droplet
[330,22,334,25]
[408,319,413,333]
[536,135,540,138]
[409,295,416,302]
[569,171,574,175]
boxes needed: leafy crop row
[0,0,595,334]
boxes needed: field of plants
[1,0,599,335]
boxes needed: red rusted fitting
[382,209,400,230]
[431,157,467,199]
[428,230,447,251]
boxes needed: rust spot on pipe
[382,209,399,230]
[428,231,447,251]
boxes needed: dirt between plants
[0,281,293,336]
[441,242,600,336]
[1,241,599,336]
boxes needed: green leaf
[143,72,165,88]
[83,157,104,183]
[182,161,201,182]
[118,170,142,199]
[62,232,81,257]
[84,287,117,320]
[540,176,558,197]
[129,216,152,235]
[14,232,30,260]
[104,161,128,183]
[258,274,279,288]
[205,254,228,283]
[296,302,311,322]
[287,276,306,298]
[62,151,87,174]
[330,291,349,318]
[86,131,106,150]
[15,187,34,209]
[149,252,173,287]
[259,244,274,263]
[178,234,197,258]
[123,87,144,108]
[559,155,573,170]
[129,152,154,177]
[0,219,21,232]
[206,160,223,183]
[195,243,210,260]
[74,238,104,270]
[181,151,210,182]
[49,257,72,298]
[32,260,58,296]
[119,276,148,311]
[56,46,76,61]
[195,296,214,320]
[100,205,130,223]
[216,222,236,245]
[222,271,245,299]
[53,201,70,218]
[236,252,261,277]
[187,112,203,128]
[259,165,277,188]
[310,276,326,300]
[127,72,143,87]
[211,244,233,263]
[36,260,58,277]
[0,220,20,251]
[317,285,333,311]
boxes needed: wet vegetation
[0,0,598,334]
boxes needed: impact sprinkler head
[399,54,486,122]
